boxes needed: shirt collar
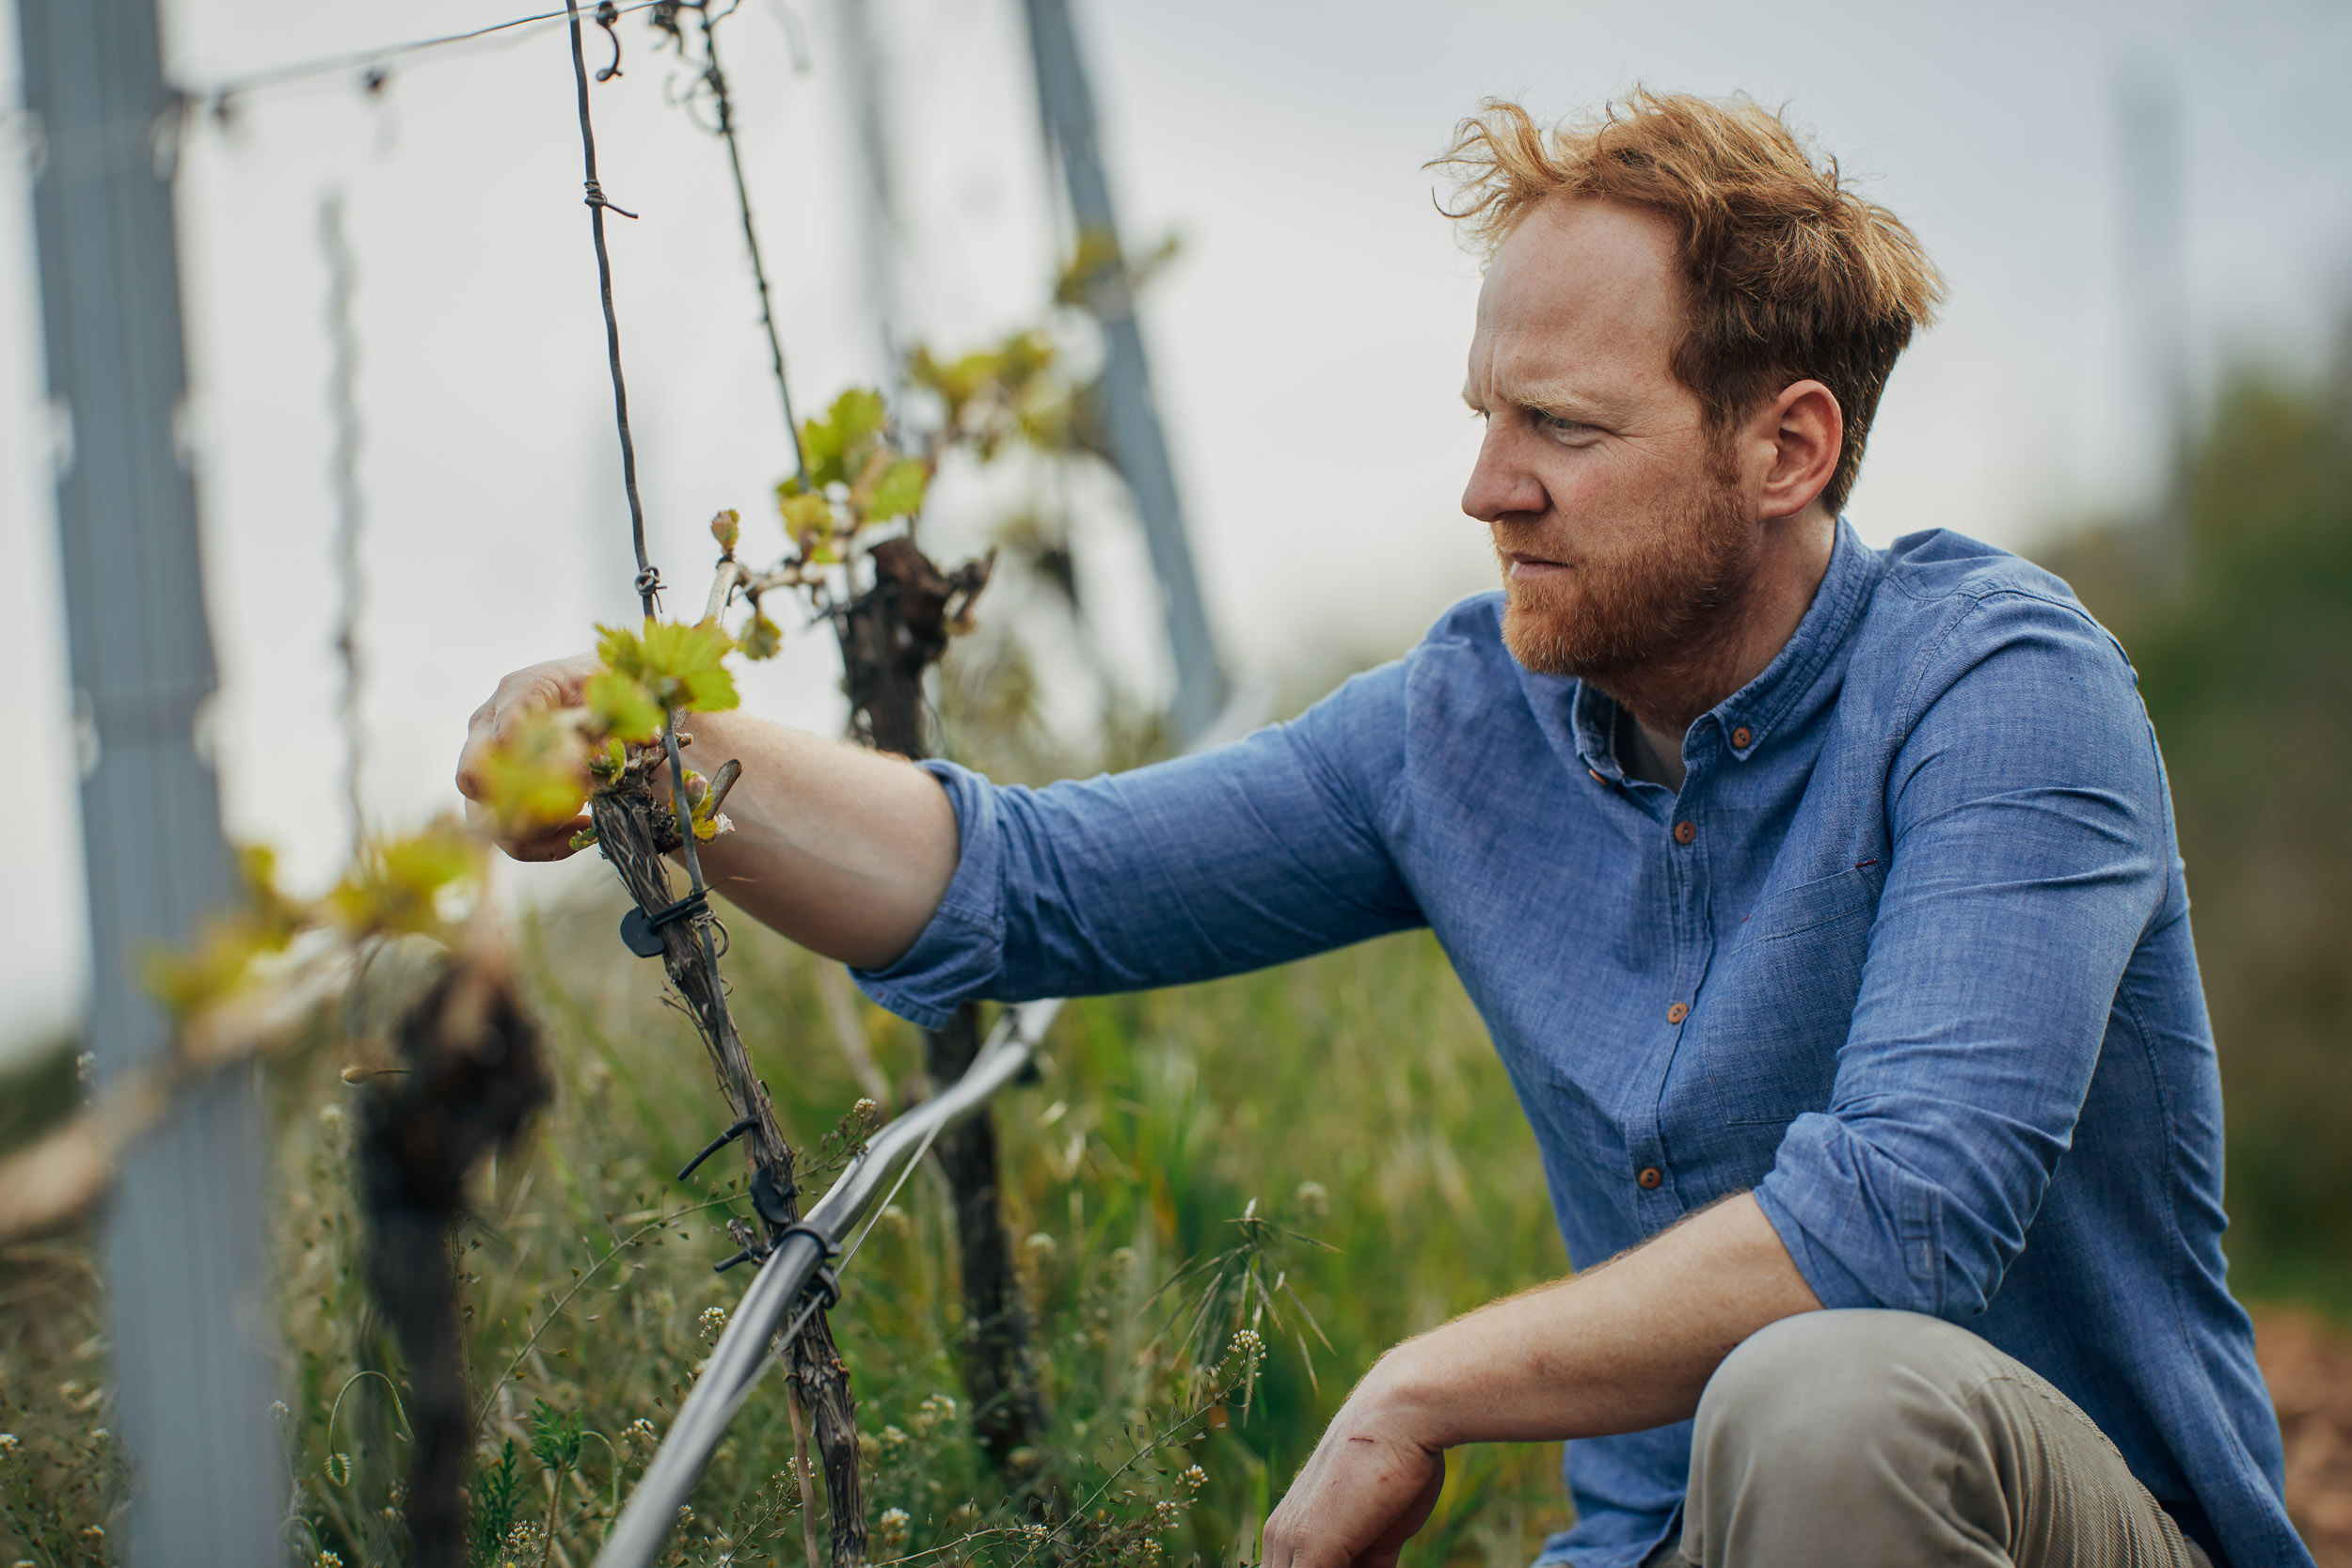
[1568,516,1883,776]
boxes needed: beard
[1497,458,1758,683]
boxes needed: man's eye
[1536,412,1595,438]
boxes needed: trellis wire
[559,0,723,924]
[564,0,658,619]
[192,0,675,102]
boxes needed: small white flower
[877,1507,911,1550]
[698,1306,728,1342]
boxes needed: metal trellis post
[1020,0,1230,744]
[15,0,287,1561]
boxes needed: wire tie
[593,0,625,80]
[583,179,640,220]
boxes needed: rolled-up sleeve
[1755,590,2173,1320]
[852,664,1425,1027]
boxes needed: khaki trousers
[1643,1310,2213,1568]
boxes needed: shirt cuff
[849,759,1008,1029]
[1754,1112,1951,1319]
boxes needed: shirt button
[1666,1002,1689,1023]
[1637,1166,1664,1189]
[1674,820,1696,845]
[1731,726,1753,749]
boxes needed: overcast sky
[4,0,2350,1054]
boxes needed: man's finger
[501,817,591,863]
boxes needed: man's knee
[1680,1311,2013,1568]
[1694,1308,1992,1463]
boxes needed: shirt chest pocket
[1673,863,1884,1135]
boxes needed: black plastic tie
[619,888,707,958]
[675,1115,757,1182]
[748,1166,798,1230]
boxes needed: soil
[2254,1307,2352,1566]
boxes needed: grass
[0,895,1568,1567]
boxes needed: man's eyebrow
[1471,378,1616,424]
[1510,383,1612,420]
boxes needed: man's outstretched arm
[1264,1193,1819,1568]
[454,655,960,970]
[459,651,1425,1006]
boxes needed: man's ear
[1753,380,1844,521]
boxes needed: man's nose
[1460,424,1548,526]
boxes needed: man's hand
[1263,1363,1446,1568]
[452,653,960,963]
[1260,1195,1821,1567]
[455,654,601,862]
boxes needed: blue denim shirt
[856,524,2304,1568]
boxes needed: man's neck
[1594,506,1838,767]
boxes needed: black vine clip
[675,1115,757,1182]
[748,1165,798,1230]
[619,888,709,958]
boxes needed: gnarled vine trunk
[835,538,1049,1470]
[591,772,867,1564]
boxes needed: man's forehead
[1468,196,1688,400]
[1485,196,1685,311]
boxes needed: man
[460,93,2303,1568]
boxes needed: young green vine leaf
[474,707,593,834]
[139,822,487,1019]
[588,619,740,744]
[862,455,928,522]
[326,817,484,941]
[737,610,783,661]
[787,387,890,494]
[140,845,305,1018]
